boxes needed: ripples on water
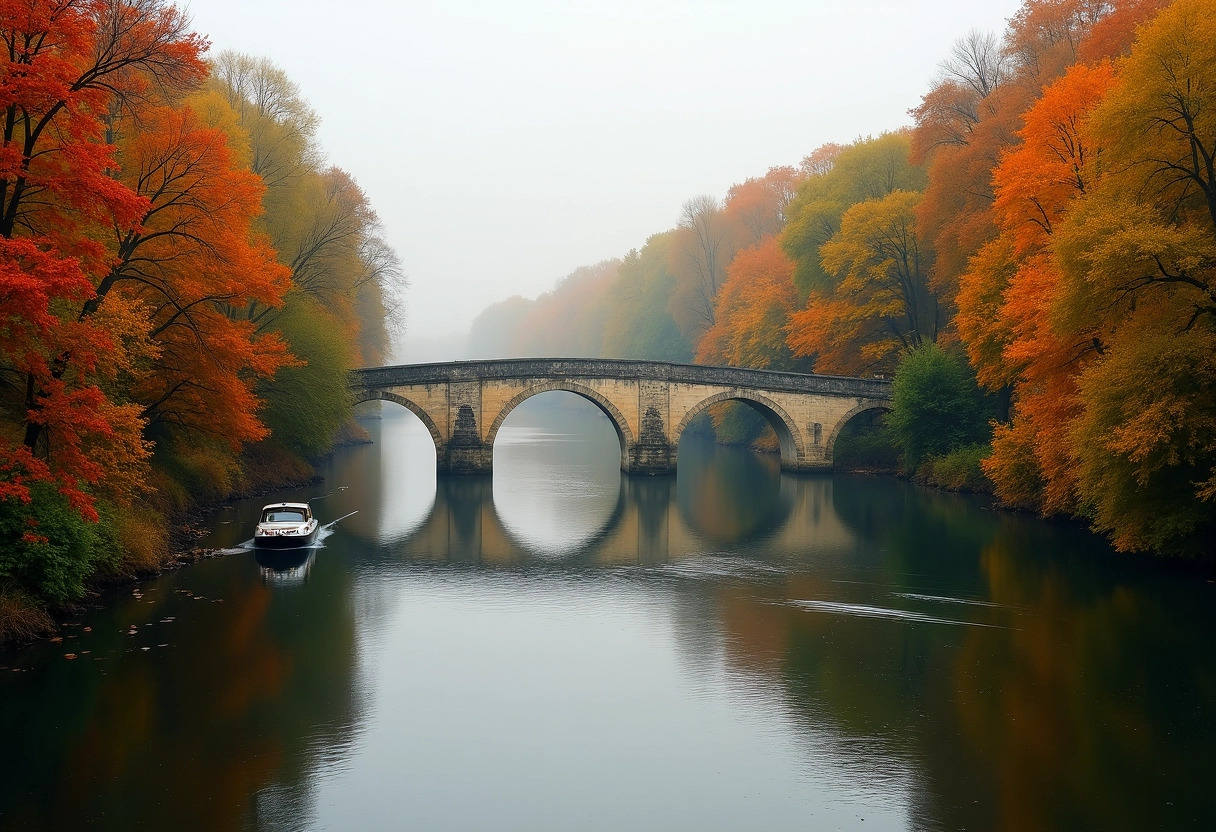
[1,393,1214,831]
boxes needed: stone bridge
[349,359,892,475]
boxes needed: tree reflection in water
[1,403,1213,831]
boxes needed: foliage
[964,0,1216,553]
[1067,308,1216,555]
[695,238,798,369]
[832,419,900,472]
[723,166,803,247]
[789,190,940,375]
[0,16,401,619]
[887,343,992,469]
[210,52,403,365]
[918,445,993,493]
[262,295,356,457]
[105,95,296,452]
[0,484,121,607]
[0,0,205,519]
[782,133,927,300]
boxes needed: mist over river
[2,394,1213,831]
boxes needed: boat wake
[788,598,1007,628]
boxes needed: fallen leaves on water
[64,654,77,660]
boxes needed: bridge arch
[353,389,445,451]
[673,392,806,470]
[484,382,636,469]
[823,400,893,464]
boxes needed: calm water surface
[2,395,1214,831]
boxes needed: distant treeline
[0,2,405,635]
[466,0,1216,558]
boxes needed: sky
[186,0,1024,361]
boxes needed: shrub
[919,444,993,493]
[887,342,993,468]
[0,484,122,607]
[833,418,900,471]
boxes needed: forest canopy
[466,0,1214,558]
[0,1,405,625]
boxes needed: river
[1,393,1213,831]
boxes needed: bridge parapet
[349,359,892,475]
[353,359,891,399]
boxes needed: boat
[253,502,319,549]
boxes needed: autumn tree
[723,166,803,247]
[782,133,926,301]
[788,190,939,375]
[1047,0,1216,553]
[799,142,845,178]
[956,63,1115,392]
[956,0,1214,554]
[0,0,207,519]
[912,0,1169,309]
[97,96,295,454]
[968,64,1116,516]
[695,238,798,370]
[210,51,318,188]
[211,53,403,451]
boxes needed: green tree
[261,296,355,457]
[887,343,991,468]
[603,233,693,361]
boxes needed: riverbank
[0,426,381,646]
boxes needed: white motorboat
[253,502,319,549]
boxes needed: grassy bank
[0,437,340,646]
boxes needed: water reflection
[1,401,1213,831]
[255,546,316,585]
[0,549,362,830]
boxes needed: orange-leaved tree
[1047,0,1216,553]
[964,63,1114,512]
[722,166,804,248]
[99,96,294,452]
[0,0,207,518]
[695,238,798,370]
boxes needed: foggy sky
[188,0,1023,361]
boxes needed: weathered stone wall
[350,359,892,475]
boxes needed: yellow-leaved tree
[970,0,1215,554]
[1046,0,1216,553]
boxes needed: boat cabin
[260,503,312,524]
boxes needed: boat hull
[253,529,318,550]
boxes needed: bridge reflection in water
[335,402,861,568]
